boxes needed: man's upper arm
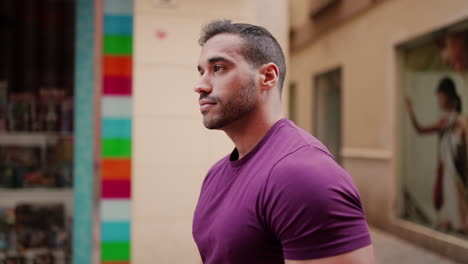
[285,245,374,264]
[262,147,372,260]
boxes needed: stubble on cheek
[202,79,256,130]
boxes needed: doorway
[313,68,342,163]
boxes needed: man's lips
[199,99,217,111]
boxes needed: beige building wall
[290,0,468,261]
[131,0,288,263]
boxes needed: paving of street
[371,228,460,264]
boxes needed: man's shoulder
[264,120,330,157]
[267,144,351,192]
[263,145,364,225]
[275,141,337,170]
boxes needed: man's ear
[258,63,279,92]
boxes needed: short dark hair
[437,77,462,113]
[199,20,286,94]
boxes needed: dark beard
[202,79,256,130]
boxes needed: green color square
[102,242,130,261]
[104,35,133,55]
[102,139,131,158]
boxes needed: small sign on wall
[155,29,168,40]
[152,0,177,7]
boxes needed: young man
[192,20,373,264]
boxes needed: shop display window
[399,18,468,240]
[0,0,76,262]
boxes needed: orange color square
[104,56,132,77]
[102,159,131,180]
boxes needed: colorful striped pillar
[101,0,133,263]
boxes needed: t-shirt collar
[229,118,289,168]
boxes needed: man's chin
[203,121,223,130]
[203,116,225,130]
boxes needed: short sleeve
[259,147,372,260]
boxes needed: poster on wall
[400,19,468,239]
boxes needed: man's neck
[224,111,284,160]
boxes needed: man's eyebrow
[197,56,232,73]
[208,56,231,64]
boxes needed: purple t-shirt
[193,119,371,263]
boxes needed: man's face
[195,34,258,129]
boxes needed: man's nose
[194,77,212,95]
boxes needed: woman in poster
[406,77,468,233]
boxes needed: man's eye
[214,65,223,72]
